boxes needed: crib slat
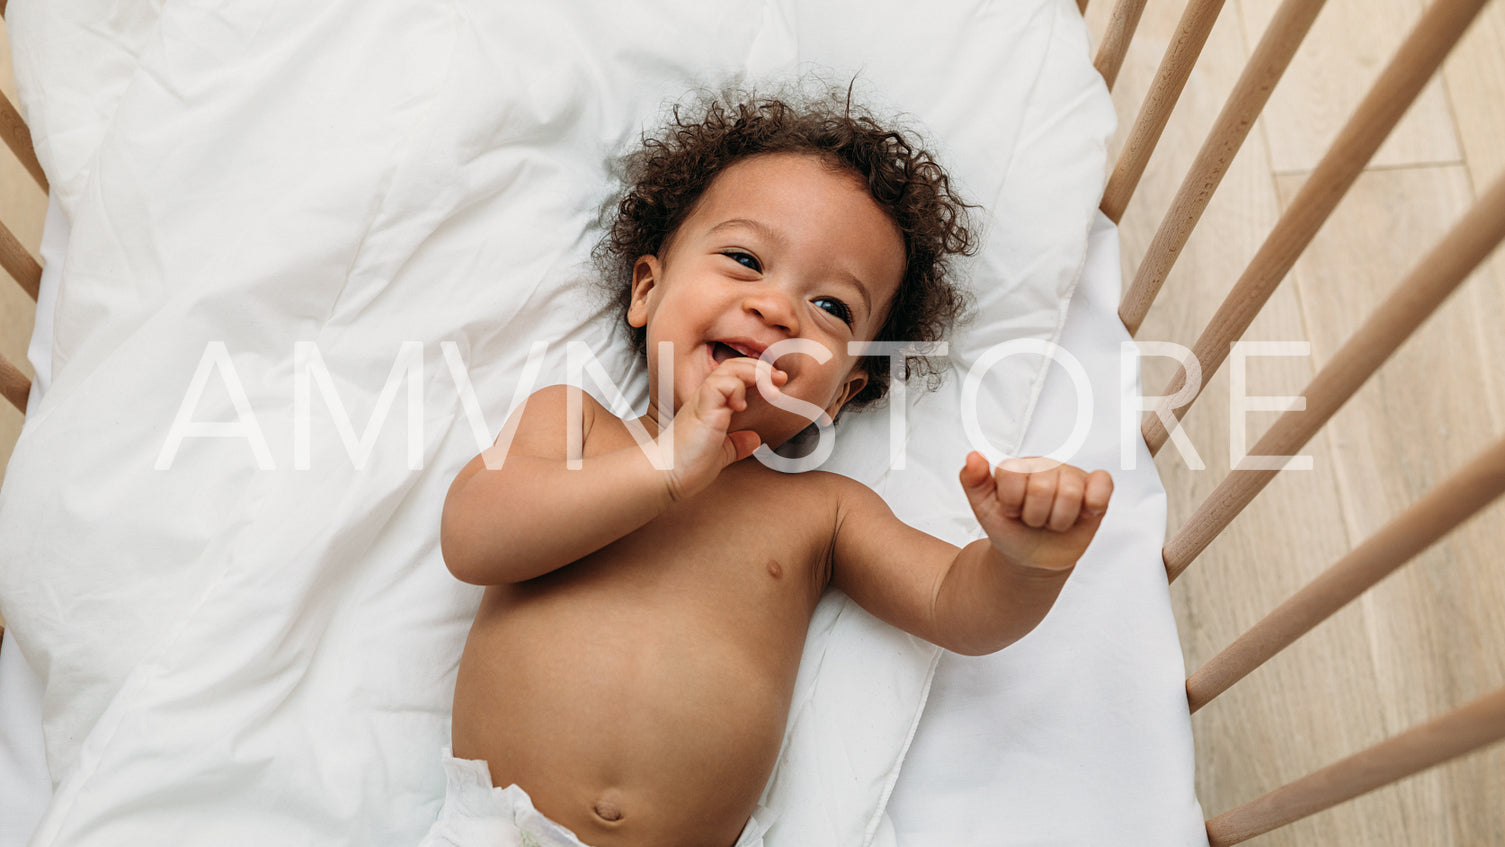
[1114,0,1325,328]
[0,217,41,301]
[1093,0,1149,90]
[0,90,47,192]
[1162,169,1505,580]
[1100,0,1232,226]
[0,216,41,301]
[0,350,30,413]
[1186,435,1505,712]
[1140,0,1491,455]
[1204,685,1505,846]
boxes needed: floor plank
[1278,164,1505,846]
[1239,0,1463,174]
[1442,0,1505,192]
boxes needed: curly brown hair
[594,84,977,410]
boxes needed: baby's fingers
[959,450,992,489]
[1046,468,1086,532]
[1018,465,1062,528]
[993,456,1057,522]
[1084,469,1114,517]
[992,459,1028,519]
[714,357,788,405]
[749,358,790,399]
[703,371,750,412]
[959,452,997,512]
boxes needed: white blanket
[0,1,1203,845]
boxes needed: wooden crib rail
[0,350,27,411]
[0,89,46,192]
[1204,685,1505,845]
[1099,0,1236,227]
[1138,0,1492,457]
[0,63,41,413]
[1162,168,1505,580]
[1186,435,1505,712]
[1111,0,1323,329]
[1092,0,1150,90]
[0,213,39,301]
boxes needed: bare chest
[510,461,832,627]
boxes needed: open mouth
[711,341,757,364]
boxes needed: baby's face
[626,152,903,448]
[627,152,906,448]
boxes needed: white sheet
[0,640,48,847]
[0,192,69,847]
[0,1,1203,845]
[886,212,1208,845]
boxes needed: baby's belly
[451,555,814,847]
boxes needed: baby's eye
[813,296,854,326]
[722,251,762,273]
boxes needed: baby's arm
[441,384,670,584]
[440,359,783,584]
[831,454,1112,656]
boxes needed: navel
[590,787,628,824]
[592,799,623,822]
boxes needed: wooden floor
[0,2,1502,844]
[1082,0,1505,844]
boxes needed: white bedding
[887,212,1207,845]
[0,0,1204,844]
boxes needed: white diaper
[418,748,773,847]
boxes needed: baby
[431,91,1113,847]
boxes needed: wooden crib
[1,1,1501,844]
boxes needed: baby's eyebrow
[832,268,874,322]
[705,217,786,247]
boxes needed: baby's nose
[743,289,799,333]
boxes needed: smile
[710,339,766,364]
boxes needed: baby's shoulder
[497,383,625,459]
[518,383,607,419]
[517,383,628,432]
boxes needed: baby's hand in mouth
[659,357,787,502]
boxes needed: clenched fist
[959,453,1113,572]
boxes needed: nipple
[766,559,783,579]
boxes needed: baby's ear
[627,255,660,328]
[824,369,869,421]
